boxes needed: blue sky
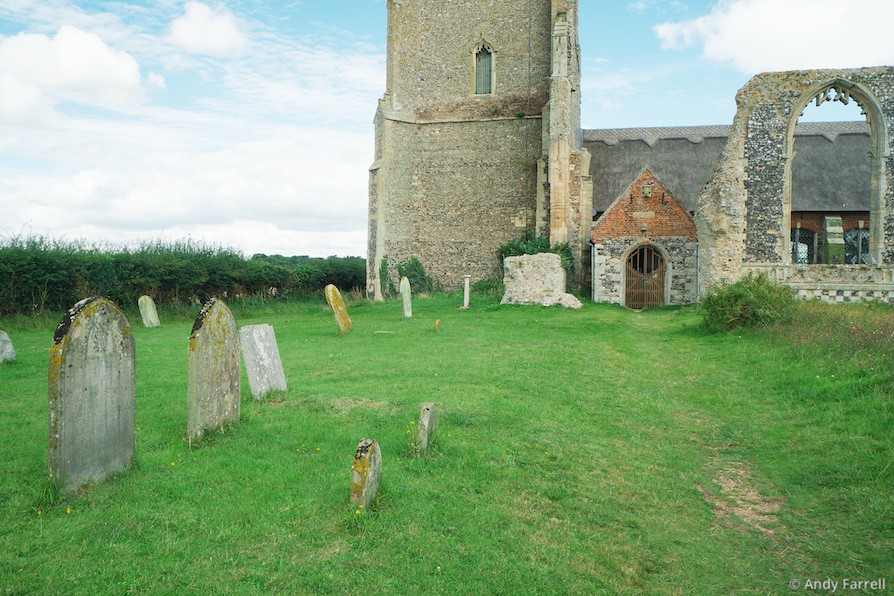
[0,0,891,258]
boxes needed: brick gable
[592,169,696,242]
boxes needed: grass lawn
[1,294,892,593]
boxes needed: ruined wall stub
[697,67,894,291]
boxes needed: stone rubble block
[501,253,582,309]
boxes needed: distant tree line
[0,236,366,316]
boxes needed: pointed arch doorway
[625,245,666,309]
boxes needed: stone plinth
[48,297,135,494]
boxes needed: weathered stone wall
[372,116,542,292]
[697,67,894,293]
[369,0,564,296]
[746,264,894,304]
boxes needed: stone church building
[368,0,894,307]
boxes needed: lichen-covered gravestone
[413,402,439,456]
[187,298,240,441]
[48,297,135,494]
[350,438,382,509]
[138,295,161,328]
[0,330,15,363]
[239,324,287,400]
[324,284,352,334]
[400,276,412,318]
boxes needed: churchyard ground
[1,295,891,593]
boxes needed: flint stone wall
[501,253,582,308]
[697,67,894,297]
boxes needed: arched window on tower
[475,44,493,94]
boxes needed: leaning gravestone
[400,276,412,318]
[187,298,240,441]
[138,295,161,328]
[413,402,439,456]
[48,297,135,494]
[350,438,382,509]
[0,330,15,363]
[239,324,287,400]
[324,284,352,334]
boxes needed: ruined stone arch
[782,78,888,265]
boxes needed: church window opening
[845,224,870,264]
[790,82,872,265]
[791,227,818,264]
[475,44,493,94]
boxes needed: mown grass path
[1,296,891,593]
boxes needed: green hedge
[0,236,365,316]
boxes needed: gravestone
[187,298,240,441]
[324,284,352,334]
[350,438,382,509]
[462,275,471,309]
[48,297,135,494]
[400,276,412,318]
[0,330,15,363]
[239,324,287,400]
[138,295,161,328]
[413,402,439,456]
[433,319,442,333]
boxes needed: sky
[1,0,893,259]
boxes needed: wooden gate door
[625,246,666,309]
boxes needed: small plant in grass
[472,276,504,296]
[700,273,796,332]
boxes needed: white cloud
[168,1,248,57]
[0,25,145,114]
[654,0,894,73]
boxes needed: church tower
[368,0,591,297]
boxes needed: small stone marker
[350,438,382,509]
[48,297,135,494]
[187,298,240,441]
[462,275,471,309]
[0,330,15,363]
[324,284,352,334]
[138,295,161,328]
[400,276,412,318]
[413,402,439,455]
[239,324,287,400]
[433,319,442,333]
